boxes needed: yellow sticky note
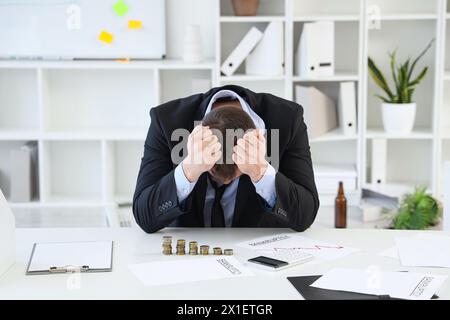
[128,20,142,29]
[98,31,114,44]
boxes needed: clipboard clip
[49,265,89,273]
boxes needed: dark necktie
[208,175,229,227]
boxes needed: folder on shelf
[245,21,284,76]
[221,27,263,76]
[0,189,15,277]
[10,142,38,202]
[295,21,334,77]
[26,241,113,275]
[338,82,357,136]
[313,164,357,192]
[295,85,338,139]
[371,138,387,185]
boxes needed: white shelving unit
[1,0,450,221]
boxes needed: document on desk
[311,268,447,300]
[237,234,359,262]
[395,234,450,268]
[129,256,254,286]
[27,241,113,274]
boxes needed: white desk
[1,227,450,299]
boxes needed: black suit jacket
[133,85,319,233]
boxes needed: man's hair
[202,105,256,182]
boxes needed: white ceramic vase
[381,102,416,135]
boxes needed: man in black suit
[133,85,319,233]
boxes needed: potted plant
[368,40,434,134]
[231,0,260,16]
[383,186,442,230]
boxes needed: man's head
[202,106,256,184]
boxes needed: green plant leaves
[392,186,442,230]
[368,39,434,104]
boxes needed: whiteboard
[0,0,166,59]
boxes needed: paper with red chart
[237,233,359,262]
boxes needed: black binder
[287,275,397,300]
[287,275,439,300]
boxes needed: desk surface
[1,227,450,300]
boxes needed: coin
[162,236,172,255]
[200,245,209,255]
[189,241,198,255]
[223,249,233,255]
[213,247,222,255]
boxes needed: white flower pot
[381,102,416,135]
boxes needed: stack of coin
[189,241,198,255]
[176,239,186,255]
[199,245,210,255]
[162,236,172,255]
[224,249,233,256]
[213,247,223,255]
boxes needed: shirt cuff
[253,163,277,208]
[174,163,197,202]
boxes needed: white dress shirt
[173,90,277,227]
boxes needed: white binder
[245,22,284,76]
[295,21,335,77]
[0,189,15,277]
[338,82,357,136]
[10,143,38,202]
[371,138,387,184]
[314,164,357,192]
[295,85,338,139]
[221,27,263,76]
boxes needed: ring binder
[49,265,90,273]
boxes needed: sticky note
[128,20,142,29]
[113,0,129,17]
[115,58,130,63]
[98,31,114,44]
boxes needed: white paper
[311,268,447,300]
[396,234,450,268]
[378,246,399,259]
[129,256,254,287]
[237,234,359,262]
[28,241,113,272]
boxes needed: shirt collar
[203,89,266,129]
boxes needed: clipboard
[26,241,114,275]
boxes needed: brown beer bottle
[335,181,347,228]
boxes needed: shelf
[0,129,40,141]
[310,128,358,143]
[220,16,285,23]
[293,15,360,22]
[366,128,433,139]
[375,14,438,21]
[42,129,147,141]
[293,73,359,82]
[363,182,429,199]
[219,75,285,81]
[0,59,215,70]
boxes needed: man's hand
[232,129,268,183]
[182,125,222,182]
